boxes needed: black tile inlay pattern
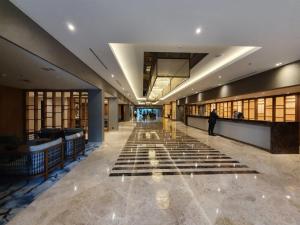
[109,122,259,177]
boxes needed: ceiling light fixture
[276,62,282,67]
[66,22,75,32]
[111,74,114,78]
[195,27,202,34]
[218,75,222,79]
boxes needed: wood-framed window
[190,93,298,122]
[243,100,249,119]
[25,91,89,140]
[257,98,265,121]
[275,96,284,122]
[265,97,273,121]
[285,95,296,121]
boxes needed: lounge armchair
[0,138,64,179]
[64,131,85,160]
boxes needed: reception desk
[186,116,299,154]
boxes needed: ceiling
[10,0,300,104]
[0,37,96,90]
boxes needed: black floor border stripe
[119,153,226,157]
[112,165,248,170]
[115,160,240,165]
[121,150,220,154]
[116,156,232,161]
[109,170,259,176]
[120,150,220,153]
[122,148,215,150]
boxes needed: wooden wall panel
[0,85,24,139]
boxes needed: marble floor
[6,119,300,225]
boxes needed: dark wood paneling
[0,85,24,139]
[271,122,299,154]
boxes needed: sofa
[0,128,86,179]
[64,131,85,160]
[0,136,22,151]
[0,138,64,179]
[36,128,86,161]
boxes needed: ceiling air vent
[89,48,108,70]
[20,79,31,83]
[116,80,122,87]
[41,67,55,72]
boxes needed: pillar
[108,97,119,130]
[123,104,131,121]
[88,89,104,143]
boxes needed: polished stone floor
[7,120,300,225]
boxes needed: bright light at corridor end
[161,46,260,101]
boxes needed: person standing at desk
[208,109,218,136]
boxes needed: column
[123,104,131,121]
[108,97,119,130]
[88,89,104,143]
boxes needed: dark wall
[0,85,24,140]
[183,60,300,104]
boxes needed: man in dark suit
[208,109,218,136]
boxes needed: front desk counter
[186,115,299,154]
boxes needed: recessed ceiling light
[122,87,125,90]
[218,75,222,79]
[195,27,202,34]
[276,62,282,67]
[66,22,75,32]
[111,74,114,78]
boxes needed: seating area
[0,128,85,179]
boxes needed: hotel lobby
[0,1,299,225]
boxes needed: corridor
[7,120,300,225]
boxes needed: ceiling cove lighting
[161,46,260,101]
[66,22,75,32]
[109,43,146,102]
